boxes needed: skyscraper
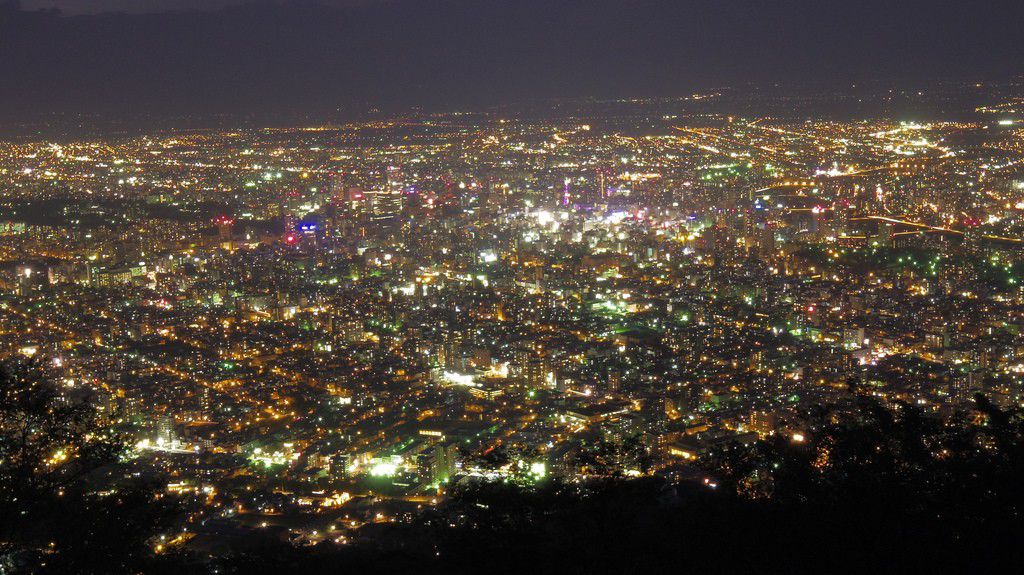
[368,165,404,219]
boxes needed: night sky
[1,0,1023,122]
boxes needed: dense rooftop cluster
[2,86,1024,556]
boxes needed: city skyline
[3,2,1024,573]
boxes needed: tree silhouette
[0,361,176,574]
[6,358,1024,574]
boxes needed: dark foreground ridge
[2,362,1022,574]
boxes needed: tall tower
[369,165,404,219]
[281,204,297,241]
[214,216,234,249]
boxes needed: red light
[286,235,296,244]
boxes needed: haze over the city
[3,0,1023,122]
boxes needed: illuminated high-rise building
[367,165,404,219]
[214,216,234,249]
